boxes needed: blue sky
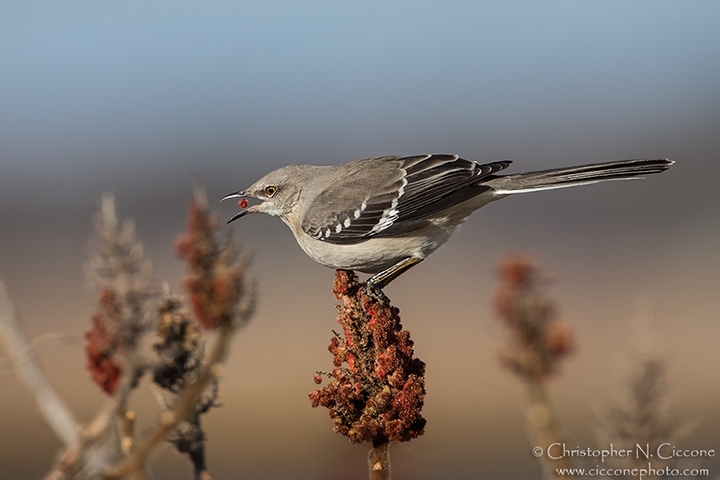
[2,1,718,172]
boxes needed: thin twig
[43,395,124,479]
[102,321,235,479]
[0,333,81,373]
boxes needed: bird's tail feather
[486,158,674,195]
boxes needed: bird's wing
[301,154,511,244]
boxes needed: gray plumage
[223,154,673,289]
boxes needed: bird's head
[222,165,306,224]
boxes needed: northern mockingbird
[222,155,673,291]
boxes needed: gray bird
[222,155,673,292]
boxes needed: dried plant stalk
[35,184,255,480]
[494,255,576,479]
[595,310,689,478]
[368,439,391,480]
[310,270,425,480]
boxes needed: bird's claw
[361,281,390,304]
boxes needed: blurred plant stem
[1,182,257,480]
[594,303,689,479]
[526,377,575,478]
[494,255,576,480]
[102,322,235,480]
[0,280,80,447]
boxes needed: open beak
[221,190,257,224]
[226,209,250,224]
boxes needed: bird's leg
[362,257,424,301]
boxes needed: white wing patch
[353,200,367,220]
[369,173,407,234]
[304,154,513,244]
[318,202,369,240]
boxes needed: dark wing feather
[394,154,510,220]
[301,154,512,244]
[301,156,406,243]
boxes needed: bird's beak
[221,190,245,202]
[221,190,258,224]
[226,209,250,224]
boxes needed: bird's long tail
[486,158,674,195]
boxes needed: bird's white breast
[287,218,456,273]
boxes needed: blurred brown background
[1,1,719,479]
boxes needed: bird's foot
[360,281,390,304]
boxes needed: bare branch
[102,322,235,479]
[0,279,80,447]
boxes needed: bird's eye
[264,185,278,197]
